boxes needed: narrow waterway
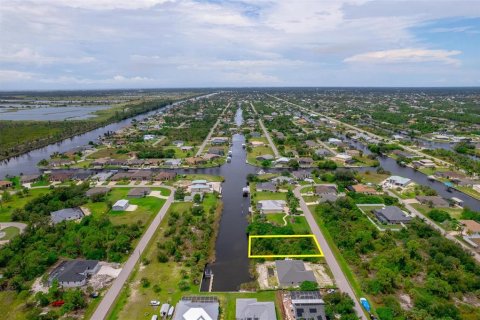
[343,137,480,210]
[0,94,215,178]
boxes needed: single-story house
[289,291,326,320]
[50,207,85,224]
[291,170,312,180]
[412,159,436,168]
[435,171,467,180]
[328,138,342,145]
[130,170,153,181]
[298,157,314,167]
[208,147,225,156]
[112,199,129,211]
[49,172,74,182]
[143,134,155,141]
[0,180,13,189]
[257,200,287,214]
[191,180,212,193]
[415,196,449,208]
[373,206,412,224]
[315,149,332,157]
[20,174,41,184]
[48,259,100,288]
[164,159,182,167]
[211,137,229,145]
[305,140,318,148]
[185,157,207,165]
[256,154,274,161]
[314,184,337,195]
[250,141,265,147]
[275,260,316,287]
[271,176,294,185]
[86,187,110,197]
[174,296,219,320]
[203,153,221,161]
[334,153,354,163]
[154,171,177,181]
[256,182,277,193]
[385,176,412,188]
[128,187,151,198]
[274,157,290,165]
[236,299,276,320]
[460,220,480,236]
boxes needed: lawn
[0,188,48,222]
[410,203,463,219]
[266,214,312,234]
[182,174,224,182]
[303,195,319,203]
[0,226,20,240]
[247,145,274,166]
[357,171,389,184]
[83,187,168,226]
[163,146,197,159]
[252,191,287,201]
[0,291,29,320]
[88,148,131,160]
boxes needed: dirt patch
[125,204,138,211]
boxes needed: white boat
[167,306,175,317]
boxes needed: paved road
[195,103,230,157]
[91,186,175,320]
[294,186,366,319]
[249,102,280,158]
[386,190,480,263]
[267,94,452,167]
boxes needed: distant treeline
[0,99,173,161]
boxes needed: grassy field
[0,291,30,320]
[247,145,274,166]
[252,191,287,201]
[266,213,311,234]
[181,174,224,182]
[0,226,20,240]
[83,187,168,226]
[0,188,49,222]
[357,171,389,184]
[410,203,463,219]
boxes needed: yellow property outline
[248,234,324,258]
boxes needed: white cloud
[344,48,462,66]
[27,0,169,10]
[0,48,95,65]
[0,69,36,82]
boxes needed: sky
[0,0,479,90]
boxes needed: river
[0,94,215,178]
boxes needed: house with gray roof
[174,296,219,320]
[373,206,412,224]
[127,187,151,198]
[48,259,99,287]
[257,200,287,214]
[415,196,449,208]
[289,291,325,320]
[256,182,277,193]
[236,299,276,320]
[275,260,316,287]
[50,207,85,224]
[86,187,110,197]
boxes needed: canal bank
[0,93,216,178]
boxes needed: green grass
[357,171,389,184]
[300,186,314,193]
[247,145,274,166]
[455,185,480,200]
[309,205,365,300]
[410,203,463,219]
[182,174,224,182]
[0,291,29,320]
[83,188,168,226]
[0,226,20,240]
[0,189,48,222]
[303,195,319,203]
[88,148,131,160]
[253,191,287,201]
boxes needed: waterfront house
[257,200,287,214]
[48,259,99,288]
[127,187,151,198]
[415,196,449,208]
[275,260,316,287]
[288,291,326,320]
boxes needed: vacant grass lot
[83,187,168,226]
[0,188,48,222]
[266,213,311,234]
[252,191,287,201]
[247,145,274,166]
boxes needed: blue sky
[0,0,479,89]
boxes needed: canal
[0,94,216,178]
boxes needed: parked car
[150,300,160,306]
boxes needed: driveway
[294,186,366,319]
[91,186,175,319]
